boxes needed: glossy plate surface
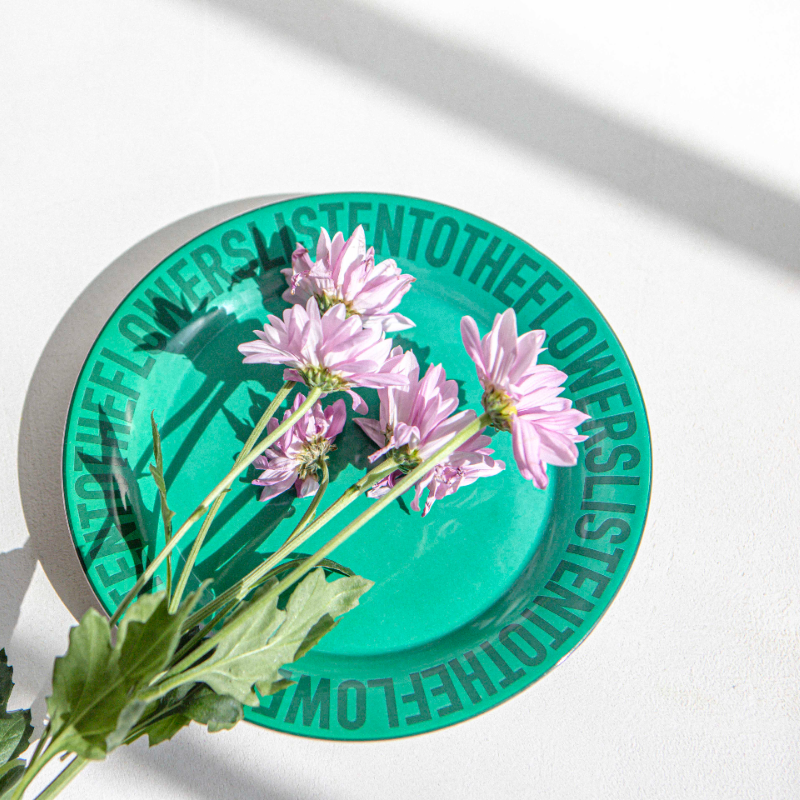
[62,193,651,740]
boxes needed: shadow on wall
[16,194,297,626]
[0,540,36,649]
[209,0,800,275]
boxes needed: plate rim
[61,191,653,740]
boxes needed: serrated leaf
[0,651,33,770]
[187,570,372,706]
[46,589,203,759]
[114,588,202,689]
[150,411,164,475]
[262,570,370,665]
[138,684,192,747]
[46,609,129,759]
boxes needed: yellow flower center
[299,366,350,392]
[315,293,359,318]
[297,435,335,479]
[482,386,517,432]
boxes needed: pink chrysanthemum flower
[238,297,409,413]
[252,393,347,501]
[461,309,590,489]
[282,226,415,332]
[356,349,504,516]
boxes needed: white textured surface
[2,1,799,797]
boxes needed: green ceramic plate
[62,192,651,740]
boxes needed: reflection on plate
[62,193,651,740]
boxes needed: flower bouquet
[2,224,589,799]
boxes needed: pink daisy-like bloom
[252,393,347,502]
[356,349,504,516]
[461,308,590,489]
[238,297,409,413]
[282,226,415,332]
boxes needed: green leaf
[47,609,129,759]
[257,569,369,674]
[261,677,294,696]
[0,714,33,769]
[294,614,338,662]
[0,758,25,796]
[46,589,203,759]
[142,684,243,746]
[114,588,202,689]
[183,686,243,732]
[0,650,33,771]
[150,413,176,595]
[104,700,147,752]
[144,714,189,747]
[185,570,372,706]
[0,651,13,711]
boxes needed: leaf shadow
[17,194,296,625]
[74,406,156,585]
[191,490,297,592]
[0,540,36,649]
[130,305,281,488]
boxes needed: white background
[2,1,800,797]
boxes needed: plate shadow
[17,193,300,622]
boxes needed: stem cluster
[14,380,491,800]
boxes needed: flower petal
[460,316,486,381]
[511,417,549,489]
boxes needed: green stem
[168,599,237,668]
[164,551,172,601]
[109,386,318,627]
[27,725,50,773]
[162,497,173,603]
[168,552,353,671]
[258,554,354,581]
[9,739,60,800]
[32,756,87,800]
[148,415,486,701]
[256,412,489,612]
[287,458,329,542]
[239,381,298,462]
[169,380,295,612]
[150,412,175,603]
[122,685,204,746]
[180,456,396,638]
